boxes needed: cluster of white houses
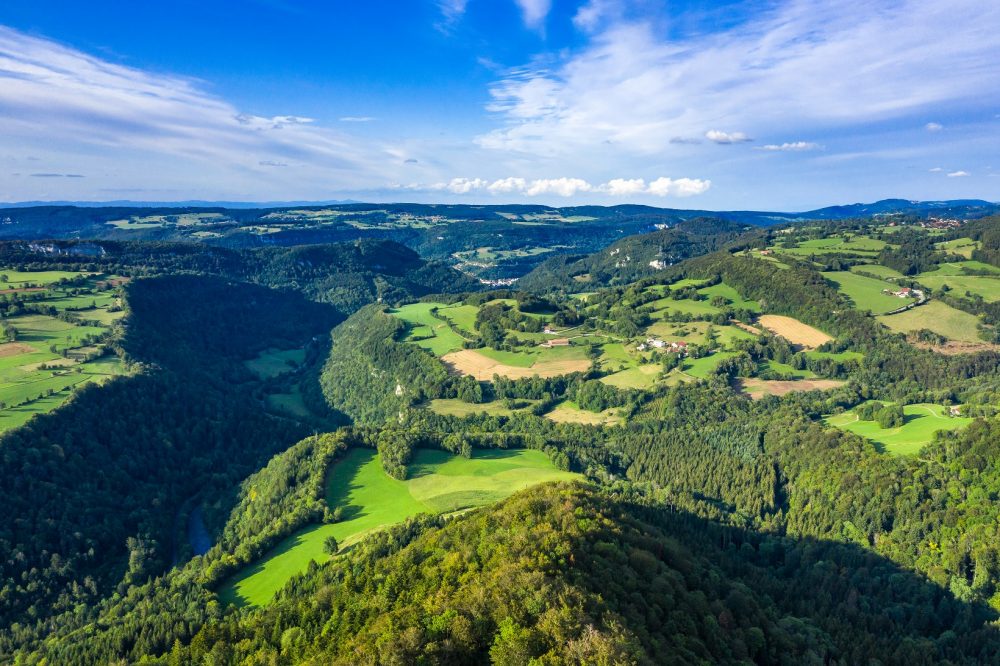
[637,338,689,354]
[883,286,924,299]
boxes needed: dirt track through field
[757,315,832,349]
[441,349,590,380]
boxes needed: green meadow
[218,447,580,607]
[390,302,468,355]
[244,348,306,379]
[878,300,984,343]
[825,402,972,455]
[0,269,127,433]
[822,271,907,314]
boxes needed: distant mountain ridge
[2,198,995,220]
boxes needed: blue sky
[0,0,997,209]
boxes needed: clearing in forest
[218,447,579,607]
[544,400,622,426]
[878,300,984,343]
[757,315,833,349]
[740,378,845,399]
[822,271,909,314]
[441,348,590,380]
[824,402,972,455]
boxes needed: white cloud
[929,167,943,172]
[925,122,943,131]
[436,0,468,26]
[603,177,646,195]
[339,116,374,122]
[515,0,552,29]
[0,25,398,200]
[478,1,1000,159]
[431,177,489,193]
[947,170,970,177]
[525,177,591,196]
[487,177,527,193]
[706,130,752,144]
[646,177,712,197]
[759,141,821,151]
[407,175,710,199]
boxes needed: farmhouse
[759,249,773,256]
[883,286,923,299]
[645,337,666,349]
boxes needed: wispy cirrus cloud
[0,25,394,200]
[478,0,1000,161]
[759,141,821,151]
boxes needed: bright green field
[645,321,755,349]
[0,270,94,286]
[757,359,816,379]
[878,301,983,343]
[936,237,979,259]
[219,447,579,607]
[849,264,905,279]
[822,271,907,314]
[825,402,972,455]
[600,363,662,389]
[245,348,306,379]
[681,351,737,378]
[805,349,864,362]
[776,235,886,256]
[0,271,127,432]
[390,302,468,355]
[919,261,1000,276]
[698,283,761,312]
[914,274,1000,302]
[439,304,480,335]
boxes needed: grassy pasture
[544,400,623,425]
[849,264,905,279]
[775,235,886,256]
[600,363,662,389]
[878,301,983,343]
[390,302,468,356]
[919,261,1000,276]
[915,274,1000,303]
[825,402,972,455]
[681,351,737,379]
[245,348,306,379]
[936,237,979,259]
[0,270,127,432]
[219,447,578,607]
[822,271,907,314]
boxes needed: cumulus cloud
[408,176,710,198]
[925,122,943,131]
[646,177,711,197]
[603,178,647,195]
[706,130,752,144]
[487,177,527,193]
[759,141,821,151]
[947,170,970,177]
